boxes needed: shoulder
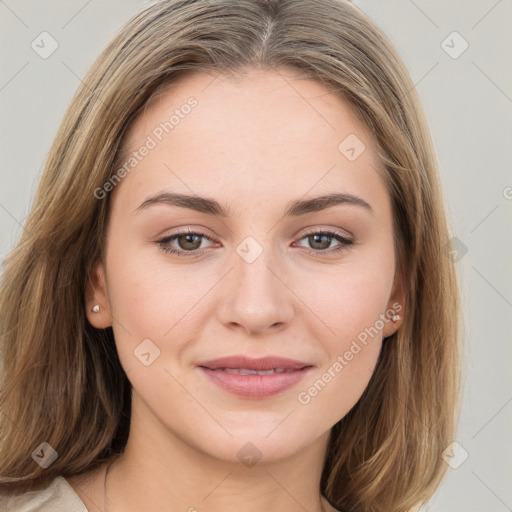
[0,476,88,511]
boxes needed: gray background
[1,1,511,510]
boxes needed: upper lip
[197,355,313,371]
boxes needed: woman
[0,0,463,511]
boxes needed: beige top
[0,476,88,511]
[0,476,345,511]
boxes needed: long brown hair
[0,1,463,510]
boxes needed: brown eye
[156,229,213,257]
[296,230,354,256]
[307,233,333,251]
[175,233,203,251]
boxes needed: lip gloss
[198,366,313,399]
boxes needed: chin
[195,428,319,467]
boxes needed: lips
[197,355,312,372]
[196,355,314,399]
[216,368,298,375]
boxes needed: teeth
[216,368,295,375]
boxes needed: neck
[101,421,332,512]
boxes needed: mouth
[196,355,314,399]
[203,367,306,375]
[196,355,312,371]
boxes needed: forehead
[113,67,388,218]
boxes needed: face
[87,67,404,464]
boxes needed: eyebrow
[134,191,374,217]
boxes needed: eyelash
[156,228,354,258]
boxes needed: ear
[85,262,112,329]
[382,266,406,338]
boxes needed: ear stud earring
[391,314,400,322]
[91,305,100,313]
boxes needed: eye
[156,228,215,257]
[295,229,354,256]
[156,228,354,258]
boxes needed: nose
[215,243,295,336]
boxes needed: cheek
[293,285,387,425]
[296,338,381,430]
[103,239,176,349]
[292,259,393,407]
[298,259,394,344]
[104,239,222,376]
[105,231,199,325]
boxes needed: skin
[67,66,405,512]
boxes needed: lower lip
[198,366,313,399]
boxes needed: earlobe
[382,268,406,339]
[85,262,112,328]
